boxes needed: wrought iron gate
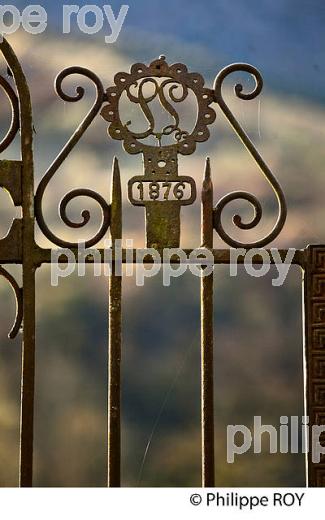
[0,38,324,487]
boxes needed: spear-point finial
[111,156,122,241]
[202,157,212,195]
[204,157,211,181]
[201,157,213,248]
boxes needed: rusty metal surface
[34,67,111,249]
[0,160,22,206]
[212,63,287,248]
[0,265,23,338]
[31,247,306,266]
[101,55,215,249]
[0,74,19,152]
[0,219,22,262]
[0,37,36,488]
[101,55,215,154]
[108,158,122,487]
[201,158,215,486]
[0,38,321,488]
[304,246,325,486]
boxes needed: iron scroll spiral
[0,267,23,339]
[35,67,111,248]
[213,63,287,248]
[0,57,22,338]
[0,74,20,153]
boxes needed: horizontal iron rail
[0,246,306,266]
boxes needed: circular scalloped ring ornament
[101,56,216,156]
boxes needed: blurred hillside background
[1,0,325,486]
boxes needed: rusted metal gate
[0,38,324,487]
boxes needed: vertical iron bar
[1,38,38,488]
[19,63,35,486]
[108,157,122,486]
[304,245,325,486]
[20,266,36,487]
[201,158,215,486]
